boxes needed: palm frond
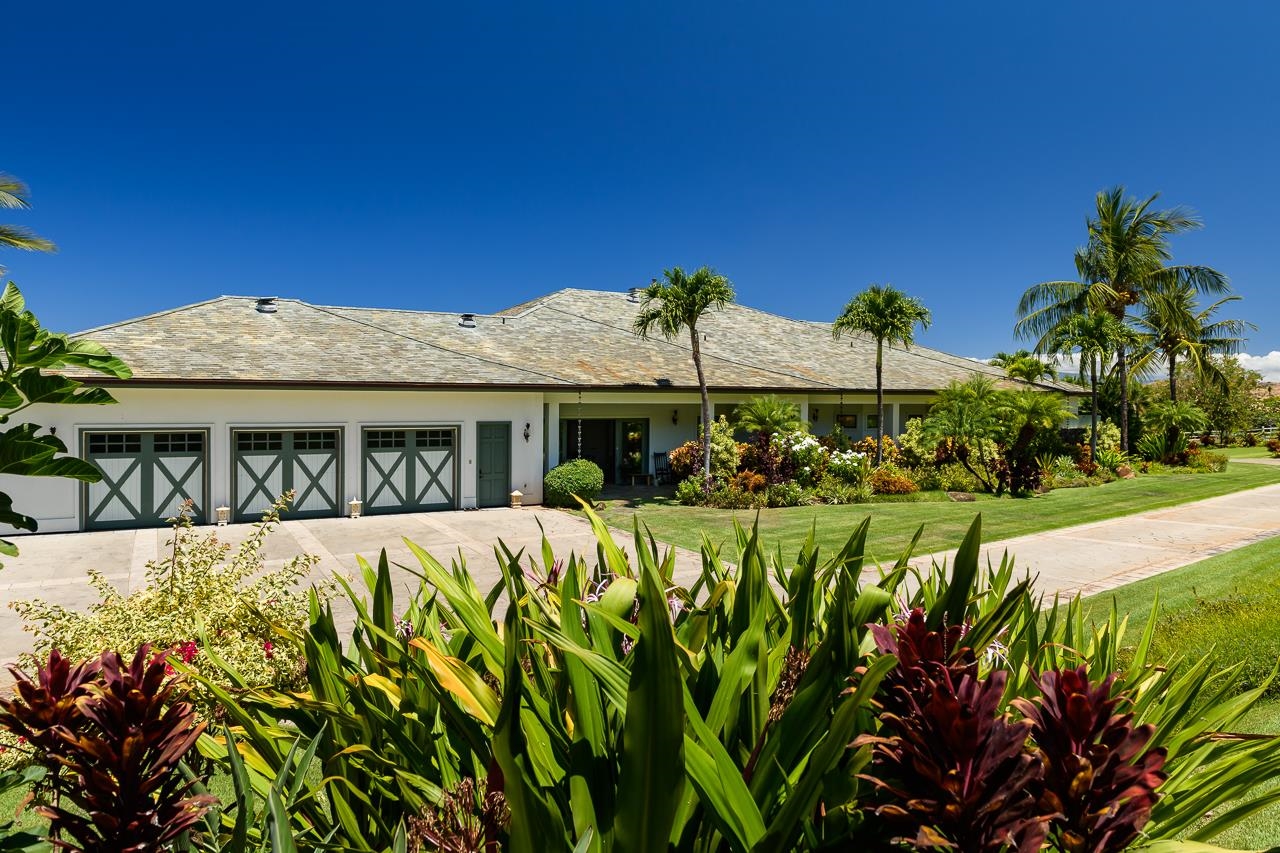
[0,225,56,253]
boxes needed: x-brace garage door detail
[362,428,457,514]
[83,431,207,530]
[233,430,340,522]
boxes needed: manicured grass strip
[593,463,1280,567]
[1082,537,1280,851]
[1221,445,1274,459]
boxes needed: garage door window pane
[367,431,406,449]
[154,432,204,453]
[418,429,454,448]
[237,432,283,451]
[88,433,143,454]
[295,432,336,450]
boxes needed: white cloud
[1239,351,1280,382]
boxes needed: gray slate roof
[69,289,1075,393]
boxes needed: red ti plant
[859,609,1050,851]
[0,646,214,853]
[1013,666,1167,853]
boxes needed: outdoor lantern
[672,409,679,425]
[215,506,230,526]
[509,490,523,508]
[348,498,363,519]
[812,408,820,421]
[523,422,531,442]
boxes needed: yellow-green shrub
[12,495,324,712]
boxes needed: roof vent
[626,287,643,303]
[458,313,477,328]
[255,297,278,314]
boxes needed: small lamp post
[509,490,523,508]
[215,506,230,526]
[348,497,363,519]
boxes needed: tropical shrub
[667,440,702,481]
[1146,400,1211,437]
[1267,437,1280,456]
[1136,431,1188,464]
[1186,449,1229,473]
[0,282,132,565]
[771,429,827,487]
[739,432,794,484]
[850,434,901,464]
[674,474,705,506]
[13,495,320,712]
[189,511,1280,852]
[827,448,870,484]
[729,470,766,493]
[0,646,214,852]
[1093,445,1128,473]
[810,473,869,505]
[732,394,801,437]
[1085,419,1123,454]
[764,481,805,507]
[543,457,605,507]
[869,463,918,495]
[894,417,941,467]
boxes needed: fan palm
[1131,284,1253,403]
[733,394,801,437]
[1015,188,1229,451]
[1046,311,1132,456]
[0,173,56,269]
[833,284,931,464]
[634,266,735,488]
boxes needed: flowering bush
[667,441,702,481]
[12,494,324,713]
[827,448,870,484]
[771,430,827,487]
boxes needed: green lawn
[1221,445,1275,459]
[1083,536,1280,851]
[593,463,1280,565]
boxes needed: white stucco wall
[2,386,547,534]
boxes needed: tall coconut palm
[1131,284,1253,403]
[0,173,56,269]
[1046,311,1131,456]
[634,266,735,488]
[1015,188,1229,451]
[734,394,801,437]
[833,284,931,464]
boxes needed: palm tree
[833,284,931,464]
[1015,188,1229,451]
[734,395,801,437]
[991,350,1055,382]
[634,266,735,488]
[1131,284,1253,403]
[0,173,56,269]
[1046,311,1131,456]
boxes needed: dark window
[153,432,204,453]
[88,433,142,455]
[293,431,337,451]
[367,430,406,449]
[418,429,454,448]
[237,432,284,452]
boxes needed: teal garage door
[362,428,457,514]
[233,430,340,522]
[83,431,207,530]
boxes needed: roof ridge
[73,295,242,337]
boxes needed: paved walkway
[0,476,1277,666]
[911,479,1280,600]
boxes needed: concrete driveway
[0,507,704,667]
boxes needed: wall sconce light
[522,422,531,442]
[811,408,820,421]
[672,409,679,426]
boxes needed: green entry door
[476,422,511,508]
[362,428,458,514]
[83,431,207,530]
[233,430,340,522]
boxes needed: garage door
[233,430,340,522]
[83,431,207,530]
[362,428,457,514]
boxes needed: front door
[476,422,511,508]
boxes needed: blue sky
[5,2,1279,376]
